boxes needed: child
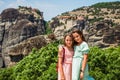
[58,34,74,80]
[72,29,89,80]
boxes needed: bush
[45,22,52,34]
[0,41,59,80]
[0,67,14,80]
[88,46,120,80]
[0,41,120,80]
[35,9,41,15]
[91,1,120,9]
[47,33,56,40]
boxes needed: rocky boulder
[0,6,46,67]
[7,35,48,67]
[1,8,19,21]
[53,19,120,48]
[87,21,120,48]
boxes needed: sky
[0,0,119,21]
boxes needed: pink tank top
[63,47,74,64]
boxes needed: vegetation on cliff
[91,1,120,9]
[59,1,120,25]
[72,1,120,12]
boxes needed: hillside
[50,1,120,28]
[61,1,120,24]
[49,1,120,48]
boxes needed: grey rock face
[53,19,120,48]
[0,7,46,67]
[1,8,19,21]
[86,21,120,47]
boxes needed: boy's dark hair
[72,29,86,45]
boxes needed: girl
[72,29,89,80]
[58,34,74,80]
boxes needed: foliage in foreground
[88,46,120,80]
[0,41,59,80]
[0,41,120,80]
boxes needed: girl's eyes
[67,40,71,41]
[74,36,78,38]
[66,39,72,41]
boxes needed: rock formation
[0,6,46,67]
[86,21,120,48]
[50,2,120,48]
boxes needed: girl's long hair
[72,29,86,45]
[63,33,74,48]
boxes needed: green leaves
[0,41,59,80]
[0,41,120,80]
[91,1,120,9]
[88,46,120,80]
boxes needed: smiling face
[72,32,83,44]
[64,35,73,48]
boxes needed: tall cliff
[0,6,47,67]
[49,1,120,48]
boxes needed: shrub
[0,42,120,80]
[88,46,120,80]
[47,33,56,40]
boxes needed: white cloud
[16,0,26,4]
[7,0,28,8]
[33,2,58,10]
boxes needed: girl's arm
[58,48,65,79]
[81,54,88,72]
[80,54,88,79]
